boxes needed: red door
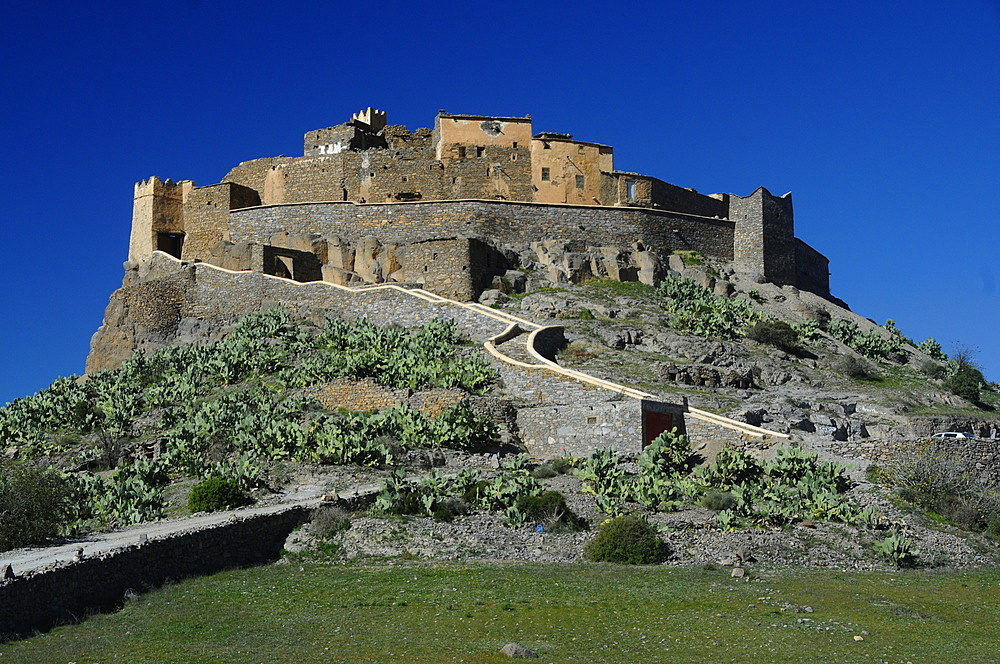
[643,411,673,447]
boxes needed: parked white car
[930,431,975,439]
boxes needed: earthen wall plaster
[531,137,611,205]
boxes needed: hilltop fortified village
[128,108,830,301]
[88,107,847,459]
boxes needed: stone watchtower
[730,187,798,287]
[128,177,192,262]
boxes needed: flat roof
[437,112,532,122]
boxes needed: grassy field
[2,562,998,663]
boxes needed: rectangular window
[476,146,485,157]
[457,146,466,158]
[626,180,636,199]
[512,142,518,148]
[541,167,550,181]
[576,175,585,189]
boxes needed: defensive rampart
[228,199,738,259]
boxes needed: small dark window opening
[512,141,518,148]
[511,154,517,161]
[576,175,585,189]
[342,188,348,201]
[541,167,550,181]
[457,146,466,158]
[369,172,375,177]
[476,146,485,157]
[156,232,184,259]
[401,175,408,182]
[586,416,598,425]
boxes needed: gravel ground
[284,464,1000,571]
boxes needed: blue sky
[1,0,997,404]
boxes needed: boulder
[500,643,539,658]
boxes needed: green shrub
[531,464,559,479]
[746,320,800,353]
[921,360,947,379]
[188,477,247,512]
[516,491,586,532]
[944,361,982,402]
[310,506,351,538]
[986,514,1000,539]
[0,459,76,551]
[701,490,737,512]
[835,355,880,381]
[880,445,999,535]
[583,515,669,564]
[431,497,469,523]
[549,457,574,474]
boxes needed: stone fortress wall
[128,108,831,302]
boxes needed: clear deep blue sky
[1,1,997,404]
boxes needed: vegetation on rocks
[0,311,500,550]
[657,275,761,339]
[575,429,862,530]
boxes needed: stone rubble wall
[829,437,1000,487]
[0,506,309,640]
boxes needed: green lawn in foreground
[2,563,998,663]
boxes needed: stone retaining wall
[830,437,1000,487]
[0,506,309,640]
